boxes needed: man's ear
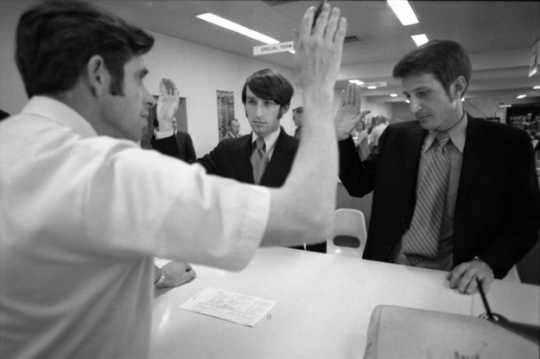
[86,55,110,97]
[278,104,289,119]
[451,75,467,101]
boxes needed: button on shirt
[0,96,270,359]
[393,115,467,270]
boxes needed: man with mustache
[336,40,539,295]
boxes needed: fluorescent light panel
[533,85,540,90]
[387,0,419,26]
[348,80,365,86]
[390,93,398,97]
[411,33,429,47]
[197,13,279,44]
[516,94,527,99]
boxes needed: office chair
[502,266,521,283]
[327,208,367,257]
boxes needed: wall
[0,2,301,156]
[390,102,414,122]
[361,98,392,120]
[143,32,300,155]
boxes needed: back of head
[241,68,294,108]
[392,40,471,96]
[16,0,154,98]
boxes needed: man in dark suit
[199,68,325,252]
[292,106,303,140]
[336,40,539,294]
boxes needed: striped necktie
[250,137,268,184]
[401,133,451,264]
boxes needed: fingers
[324,6,341,44]
[299,6,315,43]
[312,2,330,39]
[448,262,468,288]
[478,274,494,292]
[448,260,495,295]
[345,83,354,105]
[334,16,347,55]
[458,267,477,293]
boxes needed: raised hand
[335,83,369,140]
[156,78,179,132]
[295,3,347,106]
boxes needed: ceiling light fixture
[533,85,540,90]
[367,85,377,90]
[197,13,279,45]
[411,34,429,47]
[387,0,419,26]
[348,80,365,86]
[516,94,527,99]
[390,93,398,97]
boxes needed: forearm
[262,93,337,246]
[260,2,346,247]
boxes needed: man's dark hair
[392,40,471,97]
[293,106,303,114]
[16,0,154,98]
[0,109,10,122]
[241,69,294,108]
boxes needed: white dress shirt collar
[21,96,97,138]
[423,113,468,153]
[251,126,281,158]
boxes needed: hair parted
[392,40,471,96]
[241,68,294,108]
[16,0,154,97]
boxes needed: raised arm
[261,3,347,246]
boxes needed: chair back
[327,208,367,257]
[502,265,521,282]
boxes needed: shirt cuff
[154,129,175,140]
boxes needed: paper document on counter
[181,287,275,327]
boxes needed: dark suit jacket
[197,128,298,187]
[151,131,196,163]
[339,117,539,278]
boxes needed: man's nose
[143,87,155,107]
[409,97,421,113]
[256,104,264,117]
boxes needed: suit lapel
[261,129,296,185]
[454,117,481,223]
[399,124,427,220]
[238,135,256,183]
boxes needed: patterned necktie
[250,137,268,184]
[401,133,451,263]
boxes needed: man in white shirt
[0,1,347,358]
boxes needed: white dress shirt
[0,96,270,359]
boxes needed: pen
[476,277,495,321]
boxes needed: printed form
[181,287,276,327]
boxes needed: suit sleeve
[479,132,540,277]
[197,144,222,176]
[338,132,382,197]
[184,134,196,164]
